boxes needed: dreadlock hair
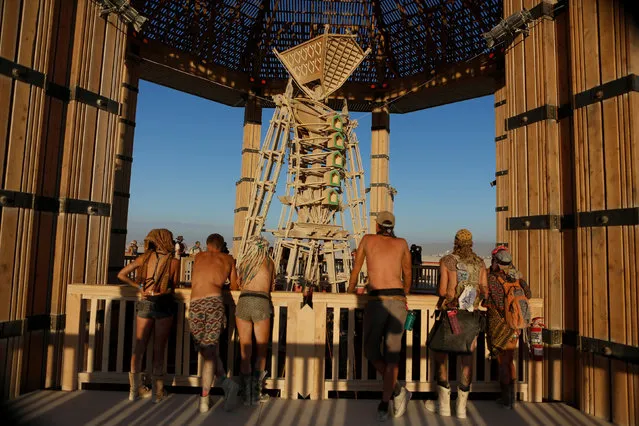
[452,236,484,266]
[237,236,269,289]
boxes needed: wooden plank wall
[0,0,57,399]
[502,0,576,405]
[47,0,127,390]
[369,106,392,232]
[233,96,262,256]
[569,0,639,424]
[108,45,140,283]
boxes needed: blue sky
[128,81,496,255]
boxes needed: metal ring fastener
[87,205,98,215]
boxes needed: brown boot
[128,372,151,401]
[152,375,168,403]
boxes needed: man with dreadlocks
[118,229,180,404]
[348,211,412,422]
[189,233,240,413]
[426,229,488,419]
[234,235,275,405]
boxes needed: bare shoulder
[440,254,457,271]
[396,237,409,247]
[223,253,236,265]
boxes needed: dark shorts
[235,292,272,323]
[136,294,175,319]
[189,296,227,349]
[363,296,407,364]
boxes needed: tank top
[440,254,482,311]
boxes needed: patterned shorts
[189,296,227,349]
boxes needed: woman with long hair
[426,229,488,419]
[118,229,180,403]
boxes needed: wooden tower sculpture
[238,28,370,292]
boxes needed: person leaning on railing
[348,211,412,422]
[425,229,488,419]
[117,228,180,404]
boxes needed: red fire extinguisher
[529,317,545,361]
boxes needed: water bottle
[404,310,416,331]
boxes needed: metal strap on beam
[1,190,111,216]
[508,214,567,230]
[494,99,506,108]
[236,177,255,186]
[111,228,128,234]
[113,190,130,199]
[0,56,46,88]
[543,329,639,365]
[116,154,133,163]
[371,154,390,160]
[0,314,66,339]
[233,237,242,241]
[234,207,248,213]
[119,118,136,127]
[71,86,120,114]
[495,134,507,142]
[506,104,571,130]
[0,56,122,112]
[121,82,139,93]
[495,170,508,177]
[577,207,638,228]
[574,74,639,109]
[370,183,390,188]
[241,148,260,154]
[495,206,508,212]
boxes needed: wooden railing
[61,284,543,401]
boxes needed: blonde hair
[237,236,269,288]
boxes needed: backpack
[498,276,531,329]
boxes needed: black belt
[368,288,406,297]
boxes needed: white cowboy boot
[425,385,451,416]
[456,387,470,419]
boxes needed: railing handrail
[62,283,543,401]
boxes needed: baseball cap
[376,211,395,228]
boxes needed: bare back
[191,251,236,300]
[358,234,411,292]
[240,258,274,293]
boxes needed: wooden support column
[108,43,141,283]
[569,1,639,424]
[0,0,59,398]
[233,96,262,256]
[502,0,575,405]
[494,84,509,247]
[50,0,127,390]
[369,106,392,232]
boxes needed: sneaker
[377,401,390,422]
[222,378,240,411]
[392,387,412,418]
[199,395,210,413]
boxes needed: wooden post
[502,0,575,405]
[47,0,128,390]
[108,42,141,283]
[0,0,67,398]
[369,106,391,232]
[568,1,639,424]
[233,96,262,256]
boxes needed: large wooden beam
[369,106,392,233]
[233,96,262,256]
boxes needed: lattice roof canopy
[133,0,501,83]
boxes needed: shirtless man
[348,211,412,421]
[189,233,240,413]
[234,236,275,405]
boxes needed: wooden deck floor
[3,390,612,426]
